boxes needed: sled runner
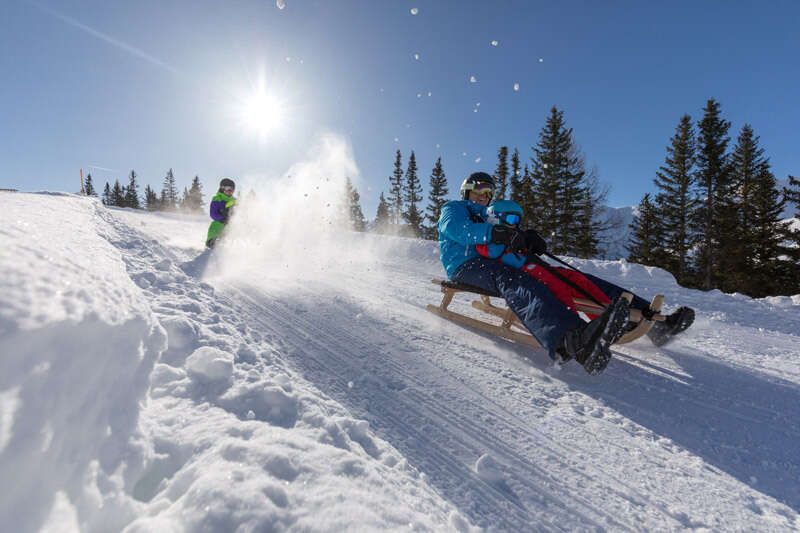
[426,278,665,349]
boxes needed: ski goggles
[500,213,521,226]
[221,186,235,194]
[466,182,494,198]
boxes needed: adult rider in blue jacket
[437,172,632,375]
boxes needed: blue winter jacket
[437,200,494,278]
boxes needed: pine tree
[509,148,522,204]
[84,173,97,196]
[102,182,111,205]
[183,175,205,213]
[402,151,424,236]
[125,170,141,209]
[783,175,800,293]
[425,157,448,239]
[785,175,800,217]
[494,146,509,200]
[727,130,792,296]
[144,185,159,211]
[529,106,595,255]
[653,114,697,282]
[692,99,731,290]
[388,150,404,226]
[111,179,125,207]
[374,192,391,234]
[748,162,791,296]
[160,168,179,210]
[628,194,664,265]
[573,170,605,258]
[180,187,189,210]
[518,164,535,229]
[343,177,366,231]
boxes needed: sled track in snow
[230,283,671,531]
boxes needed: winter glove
[490,225,526,252]
[524,229,548,255]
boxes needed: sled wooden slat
[428,278,666,348]
[425,304,542,348]
[616,294,664,344]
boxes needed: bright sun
[238,90,286,139]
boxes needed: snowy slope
[2,191,800,531]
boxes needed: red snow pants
[522,264,611,319]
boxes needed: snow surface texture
[2,188,800,531]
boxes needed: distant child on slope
[206,178,237,248]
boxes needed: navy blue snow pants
[451,257,651,358]
[451,257,582,358]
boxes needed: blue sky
[2,0,799,214]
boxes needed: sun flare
[238,89,286,139]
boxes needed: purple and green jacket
[206,191,236,242]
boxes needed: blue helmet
[487,200,523,226]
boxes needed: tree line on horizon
[80,100,798,298]
[83,169,205,213]
[628,98,800,297]
[362,106,608,260]
[345,101,798,297]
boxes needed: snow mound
[0,193,164,532]
[1,193,468,531]
[185,346,234,383]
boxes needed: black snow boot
[557,296,631,375]
[647,306,695,347]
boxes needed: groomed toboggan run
[2,191,799,531]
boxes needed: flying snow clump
[491,40,499,47]
[414,53,420,60]
[410,7,419,15]
[276,0,286,9]
[469,75,477,83]
[513,83,520,91]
